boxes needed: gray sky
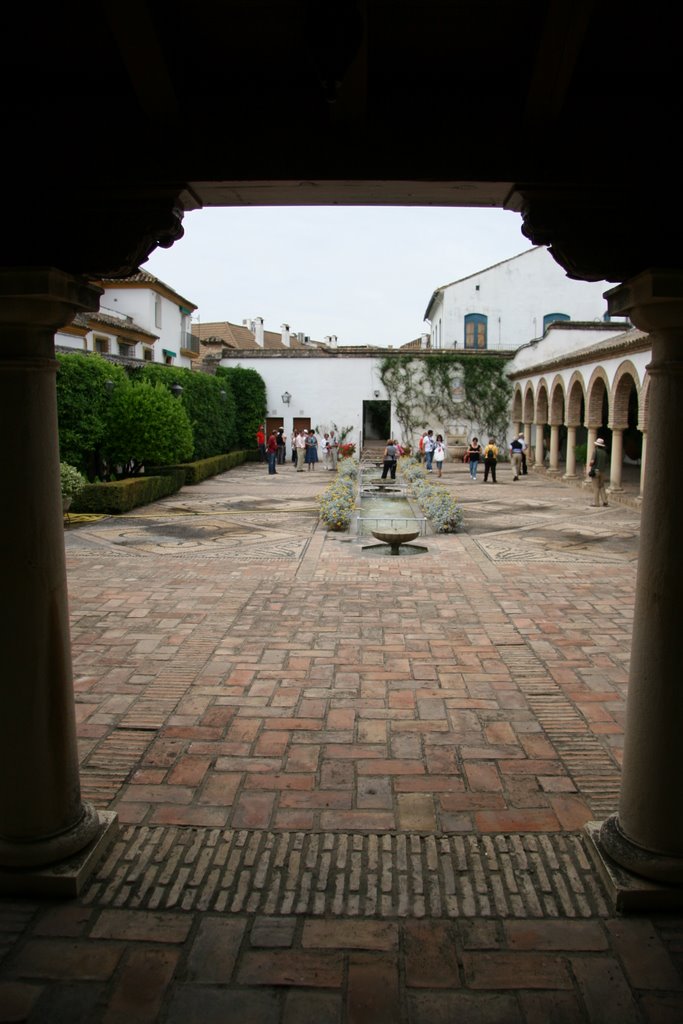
[144,206,532,348]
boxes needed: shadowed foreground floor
[2,458,681,1023]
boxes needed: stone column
[0,269,117,890]
[639,432,647,497]
[534,423,544,466]
[608,426,624,492]
[591,272,683,885]
[564,425,578,479]
[548,423,560,474]
[585,426,597,477]
[523,421,533,463]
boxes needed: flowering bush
[338,442,356,460]
[60,462,87,501]
[318,459,358,530]
[398,456,463,533]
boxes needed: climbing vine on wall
[378,353,512,442]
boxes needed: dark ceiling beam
[100,0,179,124]
[523,0,596,127]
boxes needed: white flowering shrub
[398,456,463,533]
[317,460,358,530]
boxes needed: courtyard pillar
[585,426,598,476]
[587,271,683,890]
[608,426,624,492]
[564,425,578,479]
[639,431,648,497]
[0,268,117,893]
[548,423,561,474]
[534,422,544,467]
[523,421,533,463]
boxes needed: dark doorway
[293,416,311,435]
[265,417,283,439]
[363,400,391,441]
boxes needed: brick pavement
[1,458,682,1022]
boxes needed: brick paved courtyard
[2,458,682,1022]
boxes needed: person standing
[295,429,307,471]
[423,429,436,471]
[509,434,524,480]
[588,436,609,506]
[256,425,266,463]
[434,434,446,477]
[328,429,338,472]
[266,431,278,475]
[519,433,528,475]
[321,432,331,470]
[418,430,427,463]
[483,438,498,483]
[467,437,482,481]
[291,429,298,464]
[276,427,286,465]
[305,429,319,470]
[381,438,398,480]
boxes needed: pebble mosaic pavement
[2,459,683,1023]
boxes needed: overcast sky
[144,206,533,348]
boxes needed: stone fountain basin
[371,528,420,553]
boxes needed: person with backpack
[483,438,498,483]
[509,435,524,480]
[588,437,609,506]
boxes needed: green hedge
[71,449,256,513]
[71,472,184,514]
[156,450,251,485]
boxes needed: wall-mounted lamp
[220,389,226,401]
[281,391,291,405]
[170,383,184,399]
[104,379,115,395]
[373,389,380,398]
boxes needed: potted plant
[60,462,86,513]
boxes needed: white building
[423,246,626,352]
[55,271,200,369]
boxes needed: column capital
[605,270,683,334]
[0,268,102,332]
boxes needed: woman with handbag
[434,434,446,477]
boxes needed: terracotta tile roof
[63,310,158,340]
[92,270,197,311]
[193,321,321,350]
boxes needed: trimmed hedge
[71,449,255,513]
[71,472,184,514]
[155,450,252,485]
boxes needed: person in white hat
[588,437,609,506]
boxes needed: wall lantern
[281,391,291,404]
[170,383,184,399]
[220,389,226,400]
[104,379,115,395]
[373,389,380,398]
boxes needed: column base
[546,468,562,476]
[584,818,683,913]
[562,473,578,481]
[0,811,118,898]
[607,486,624,494]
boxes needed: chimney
[330,334,338,348]
[420,333,429,349]
[297,332,305,343]
[281,323,291,348]
[254,317,264,348]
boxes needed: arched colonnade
[510,346,651,498]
